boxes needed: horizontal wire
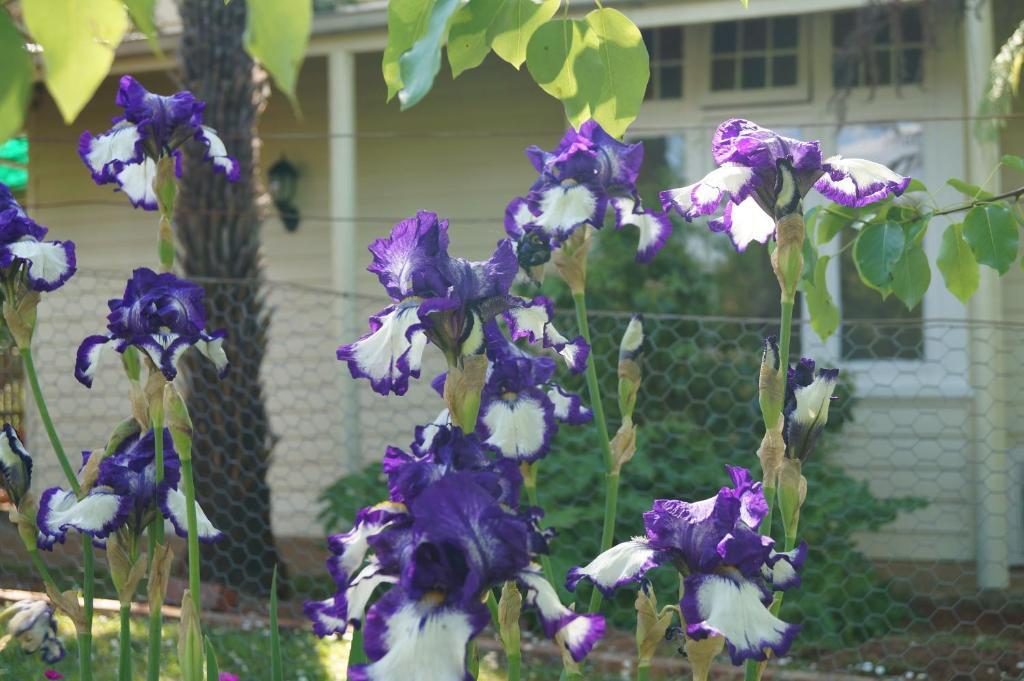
[25,112,1024,144]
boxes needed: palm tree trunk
[175,0,283,598]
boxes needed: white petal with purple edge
[338,304,428,396]
[794,374,837,427]
[161,486,223,542]
[519,567,605,662]
[37,488,126,539]
[75,336,116,388]
[197,126,240,179]
[534,184,598,236]
[711,197,776,252]
[683,572,799,664]
[481,395,551,461]
[344,563,397,629]
[6,240,74,289]
[327,504,405,585]
[566,538,662,596]
[613,198,673,262]
[305,597,349,638]
[197,332,229,377]
[351,600,480,681]
[505,300,549,343]
[813,155,910,207]
[81,122,143,179]
[660,165,756,218]
[547,386,591,424]
[115,157,159,209]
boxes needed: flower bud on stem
[770,213,804,305]
[498,581,523,681]
[443,354,487,434]
[553,226,592,296]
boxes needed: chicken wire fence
[1,269,1022,680]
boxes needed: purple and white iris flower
[783,358,838,462]
[0,424,32,508]
[432,323,592,462]
[79,75,239,210]
[0,183,76,292]
[506,120,672,263]
[2,600,65,664]
[338,211,587,396]
[566,465,807,665]
[660,119,911,251]
[36,429,222,550]
[75,267,228,387]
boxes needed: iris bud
[443,354,488,434]
[771,213,804,303]
[684,635,725,681]
[618,314,644,422]
[635,584,673,667]
[497,581,522,657]
[552,225,592,295]
[778,458,805,541]
[3,290,39,349]
[758,336,783,430]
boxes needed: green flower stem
[118,603,132,681]
[21,346,94,681]
[758,485,776,535]
[570,291,619,615]
[507,650,522,681]
[28,549,60,594]
[486,589,500,625]
[522,474,558,591]
[180,456,203,616]
[636,663,651,681]
[146,419,165,681]
[776,299,795,378]
[347,628,368,668]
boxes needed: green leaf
[0,11,32,144]
[905,178,929,193]
[383,0,435,100]
[21,0,129,123]
[891,245,931,311]
[398,0,463,108]
[905,218,928,247]
[803,256,839,341]
[205,636,219,681]
[491,0,560,68]
[946,178,994,201]
[962,204,1019,274]
[244,0,311,109]
[526,19,598,127]
[936,222,980,303]
[817,205,857,246]
[1002,154,1024,172]
[270,565,282,681]
[123,0,160,53]
[853,221,905,293]
[583,8,649,137]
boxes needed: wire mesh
[0,269,1022,679]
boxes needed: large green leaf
[491,0,559,68]
[383,0,437,101]
[962,204,1019,274]
[526,19,599,127]
[946,178,994,201]
[398,0,463,108]
[584,8,649,137]
[22,0,129,124]
[803,255,839,341]
[852,221,905,293]
[244,0,311,108]
[123,0,160,52]
[816,205,857,246]
[0,11,32,144]
[936,222,979,304]
[891,244,931,311]
[447,0,559,76]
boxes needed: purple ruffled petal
[712,118,822,173]
[368,211,451,300]
[336,303,429,396]
[813,155,911,208]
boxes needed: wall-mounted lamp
[268,156,301,232]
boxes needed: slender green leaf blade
[962,204,1019,274]
[853,221,905,292]
[491,0,560,68]
[270,565,282,681]
[936,222,980,303]
[583,8,649,137]
[348,627,369,669]
[803,256,839,341]
[398,0,462,109]
[22,0,129,123]
[1002,154,1024,172]
[123,0,160,52]
[0,10,32,144]
[205,636,219,681]
[891,245,931,311]
[244,0,311,108]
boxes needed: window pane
[743,19,768,50]
[772,16,798,49]
[711,58,736,90]
[658,26,683,60]
[899,47,923,84]
[872,15,891,45]
[833,11,855,46]
[772,54,797,86]
[641,28,654,52]
[900,6,923,43]
[833,55,860,87]
[873,49,893,85]
[713,22,737,53]
[659,65,683,99]
[741,56,766,88]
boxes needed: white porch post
[964,3,1010,590]
[328,46,363,466]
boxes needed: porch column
[328,46,363,466]
[964,3,1010,590]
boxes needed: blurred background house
[7,0,1023,604]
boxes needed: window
[835,123,925,361]
[641,27,684,100]
[832,5,925,87]
[710,16,799,92]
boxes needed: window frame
[830,4,927,90]
[642,26,685,101]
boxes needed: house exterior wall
[18,4,1020,568]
